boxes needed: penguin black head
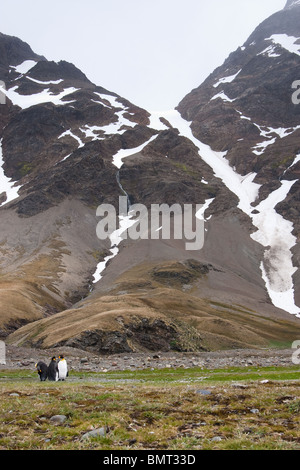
[59,354,64,359]
[51,356,56,361]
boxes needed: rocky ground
[0,345,297,373]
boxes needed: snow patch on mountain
[196,198,215,222]
[258,45,281,58]
[3,85,78,109]
[26,77,64,85]
[252,137,276,155]
[112,135,157,169]
[58,129,84,148]
[92,246,118,283]
[285,154,300,174]
[93,92,123,109]
[213,70,241,88]
[211,91,236,103]
[148,112,169,131]
[80,125,104,141]
[93,129,158,283]
[92,93,143,135]
[92,210,138,284]
[91,110,136,137]
[266,34,300,56]
[57,103,138,150]
[159,110,300,317]
[160,110,261,215]
[0,139,22,207]
[237,110,300,155]
[251,179,299,316]
[261,264,298,316]
[252,123,300,156]
[11,60,37,75]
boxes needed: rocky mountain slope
[177,0,300,314]
[1,1,300,353]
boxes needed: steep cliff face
[1,3,300,352]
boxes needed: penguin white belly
[58,360,68,380]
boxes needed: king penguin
[35,361,48,381]
[47,356,59,381]
[58,354,68,381]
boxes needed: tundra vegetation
[0,365,299,450]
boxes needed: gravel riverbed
[0,345,297,373]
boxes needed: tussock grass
[0,365,299,450]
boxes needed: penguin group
[35,354,68,382]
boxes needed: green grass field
[0,365,299,450]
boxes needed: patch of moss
[18,161,34,177]
[171,161,202,181]
[272,156,294,169]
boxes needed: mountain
[1,1,300,353]
[176,0,300,314]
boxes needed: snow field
[157,110,300,316]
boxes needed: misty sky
[0,0,286,111]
